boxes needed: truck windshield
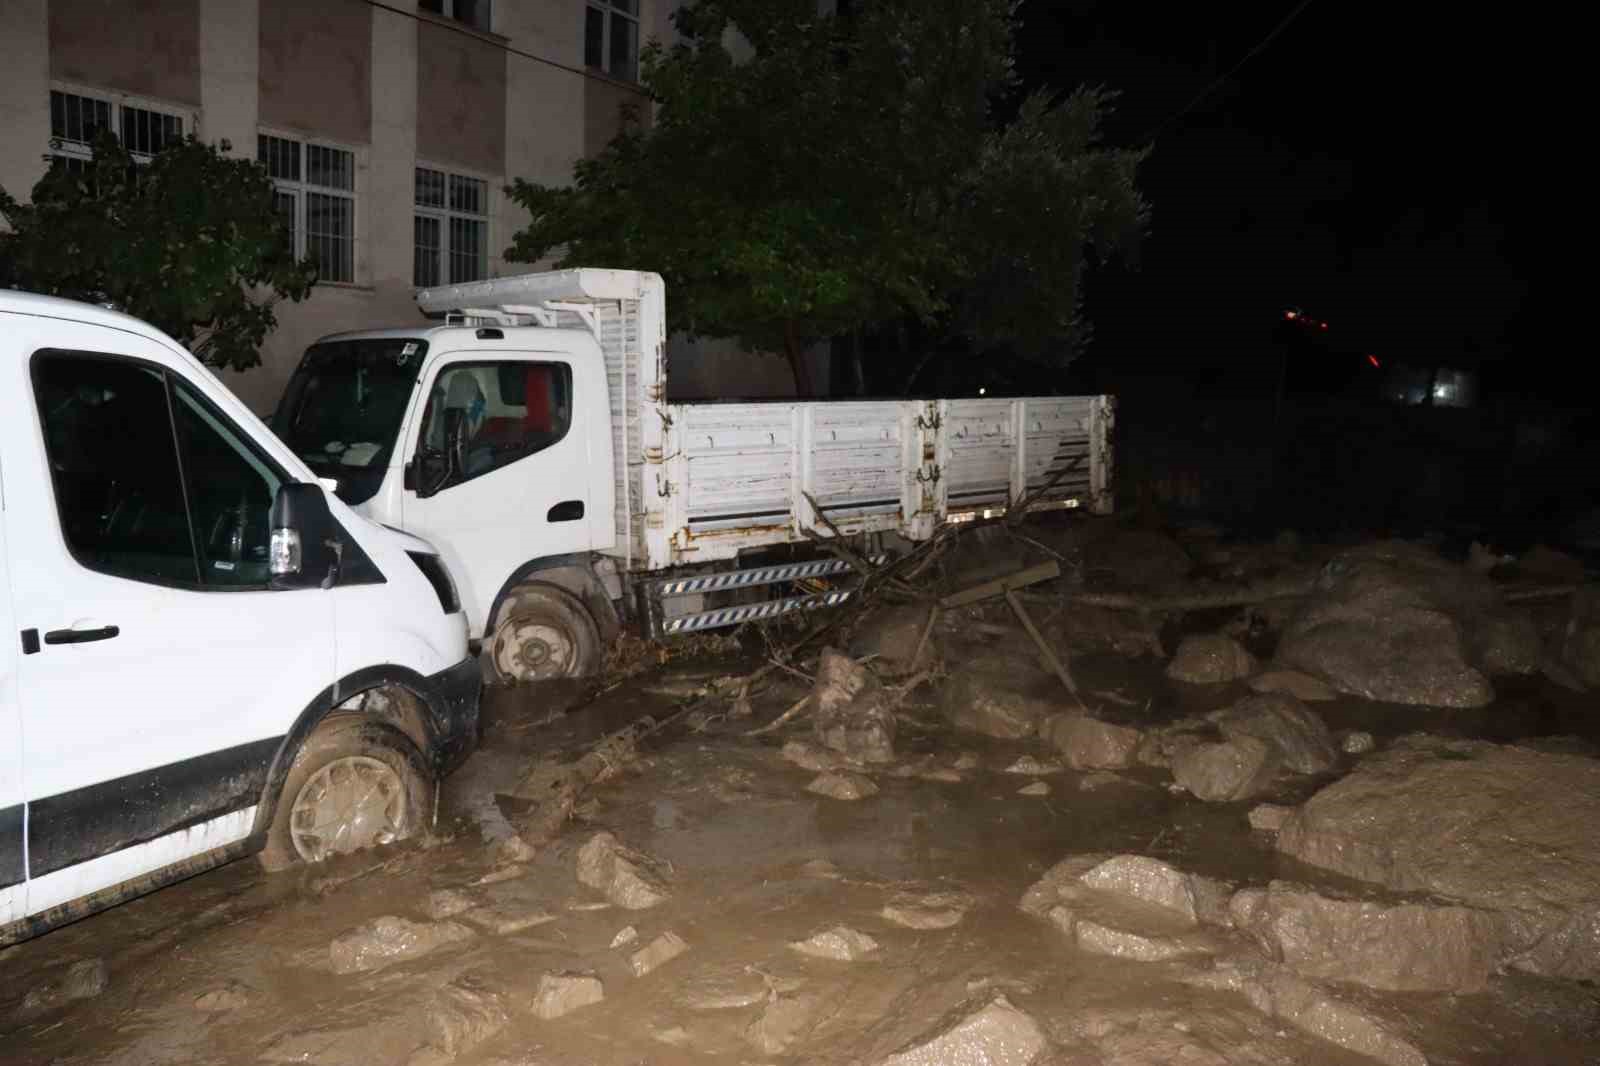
[271,339,426,505]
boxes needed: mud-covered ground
[4,529,1600,1066]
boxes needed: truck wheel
[488,582,602,682]
[258,717,434,873]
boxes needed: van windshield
[272,339,426,505]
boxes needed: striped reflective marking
[663,590,859,633]
[652,556,884,598]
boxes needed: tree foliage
[0,133,318,372]
[507,0,1147,391]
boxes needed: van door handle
[547,500,585,522]
[43,625,120,645]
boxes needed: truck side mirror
[269,482,340,589]
[416,408,466,499]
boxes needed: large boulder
[576,831,671,910]
[878,996,1047,1066]
[1206,693,1337,775]
[1560,585,1600,689]
[812,647,897,763]
[1274,541,1501,707]
[1172,736,1281,802]
[942,670,1056,739]
[1277,735,1600,980]
[1165,634,1257,684]
[1040,712,1142,769]
[1230,881,1502,993]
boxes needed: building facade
[0,0,679,413]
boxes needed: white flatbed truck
[270,269,1113,681]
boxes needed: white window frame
[48,82,195,166]
[258,129,362,287]
[585,0,640,83]
[414,163,493,289]
[420,0,492,33]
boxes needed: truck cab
[271,322,620,682]
[2,292,479,945]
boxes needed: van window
[32,352,200,585]
[32,351,287,589]
[416,361,573,491]
[171,379,283,586]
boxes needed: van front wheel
[487,582,602,682]
[258,718,435,872]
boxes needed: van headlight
[407,551,460,614]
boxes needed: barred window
[49,88,184,166]
[414,166,489,287]
[259,133,358,284]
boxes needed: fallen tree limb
[1005,588,1085,708]
[1020,576,1317,614]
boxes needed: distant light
[1367,354,1381,368]
[1319,321,1328,330]
[978,387,987,395]
[1285,310,1298,320]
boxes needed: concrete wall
[416,20,507,177]
[0,1,51,205]
[583,76,645,158]
[258,0,372,145]
[50,0,201,105]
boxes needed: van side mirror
[269,482,340,589]
[415,408,466,499]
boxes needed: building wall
[1,0,814,417]
[50,0,201,105]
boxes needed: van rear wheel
[488,582,602,682]
[258,718,434,872]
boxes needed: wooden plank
[939,560,1060,609]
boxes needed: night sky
[1014,1,1544,397]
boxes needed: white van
[1,292,480,946]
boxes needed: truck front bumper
[421,655,482,776]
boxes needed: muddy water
[2,649,1598,1065]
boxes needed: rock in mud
[790,925,880,961]
[1018,780,1051,796]
[881,892,974,930]
[1001,754,1062,775]
[1247,803,1293,832]
[1246,669,1337,702]
[1165,634,1258,684]
[1471,608,1543,676]
[877,994,1047,1066]
[812,646,897,762]
[1340,730,1376,755]
[1072,919,1215,961]
[18,957,107,1017]
[463,902,556,935]
[1188,959,1427,1066]
[1172,736,1281,802]
[609,924,637,948]
[1560,585,1600,689]
[1022,853,1231,962]
[1040,712,1143,769]
[1274,541,1497,707]
[575,831,671,910]
[531,972,604,1020]
[192,981,253,1013]
[1084,528,1193,590]
[1078,855,1200,921]
[423,888,477,920]
[328,916,474,975]
[426,972,509,1056]
[1277,735,1600,980]
[1231,880,1501,992]
[629,931,690,976]
[1207,692,1337,775]
[806,770,879,800]
[1133,716,1213,769]
[781,738,846,772]
[676,968,775,1010]
[943,669,1056,739]
[852,604,935,673]
[746,993,821,1054]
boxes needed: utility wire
[1142,0,1318,144]
[359,0,650,92]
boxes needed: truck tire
[487,581,602,682]
[258,717,435,873]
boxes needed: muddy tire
[257,717,434,873]
[487,582,602,682]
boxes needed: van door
[402,354,588,633]
[0,472,26,927]
[0,331,335,916]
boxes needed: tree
[0,133,318,372]
[507,0,1147,394]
